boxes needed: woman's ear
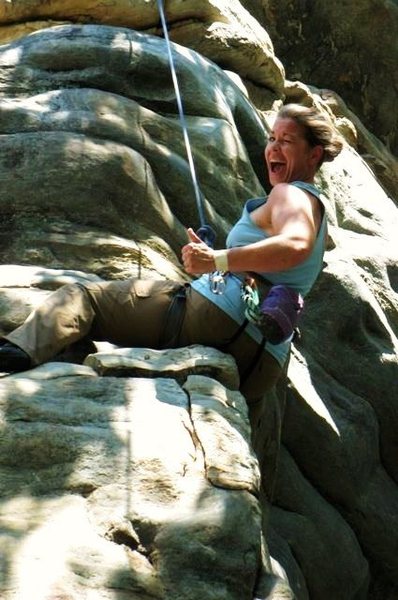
[311,144,324,168]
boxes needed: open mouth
[269,161,286,173]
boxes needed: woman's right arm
[182,183,321,275]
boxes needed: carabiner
[209,271,227,295]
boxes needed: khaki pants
[5,279,282,419]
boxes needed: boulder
[0,355,263,599]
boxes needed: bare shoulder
[269,183,322,232]
[251,184,306,231]
[250,183,321,233]
[268,183,316,206]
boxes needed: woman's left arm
[182,183,321,275]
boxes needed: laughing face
[265,117,323,186]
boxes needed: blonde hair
[277,103,343,167]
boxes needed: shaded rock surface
[0,3,397,599]
[1,355,262,599]
[250,0,398,157]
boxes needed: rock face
[1,355,262,599]
[0,3,397,599]
[0,23,267,273]
[251,0,398,157]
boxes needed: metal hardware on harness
[156,0,216,248]
[240,276,262,324]
[209,270,227,295]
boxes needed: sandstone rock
[0,24,267,269]
[0,357,263,599]
[280,79,398,203]
[5,361,98,380]
[84,345,240,390]
[0,9,396,600]
[270,449,369,599]
[256,0,398,156]
[315,88,398,202]
[184,374,260,493]
[0,0,285,96]
[165,0,285,95]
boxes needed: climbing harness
[159,283,190,349]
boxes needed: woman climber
[0,103,343,430]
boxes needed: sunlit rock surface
[0,3,397,599]
[1,360,262,599]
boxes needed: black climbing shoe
[0,342,32,373]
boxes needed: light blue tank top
[191,181,327,366]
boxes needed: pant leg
[239,352,283,434]
[5,283,96,365]
[85,278,183,347]
[5,278,183,365]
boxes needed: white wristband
[213,249,229,272]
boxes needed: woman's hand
[182,228,216,274]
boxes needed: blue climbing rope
[156,0,216,247]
